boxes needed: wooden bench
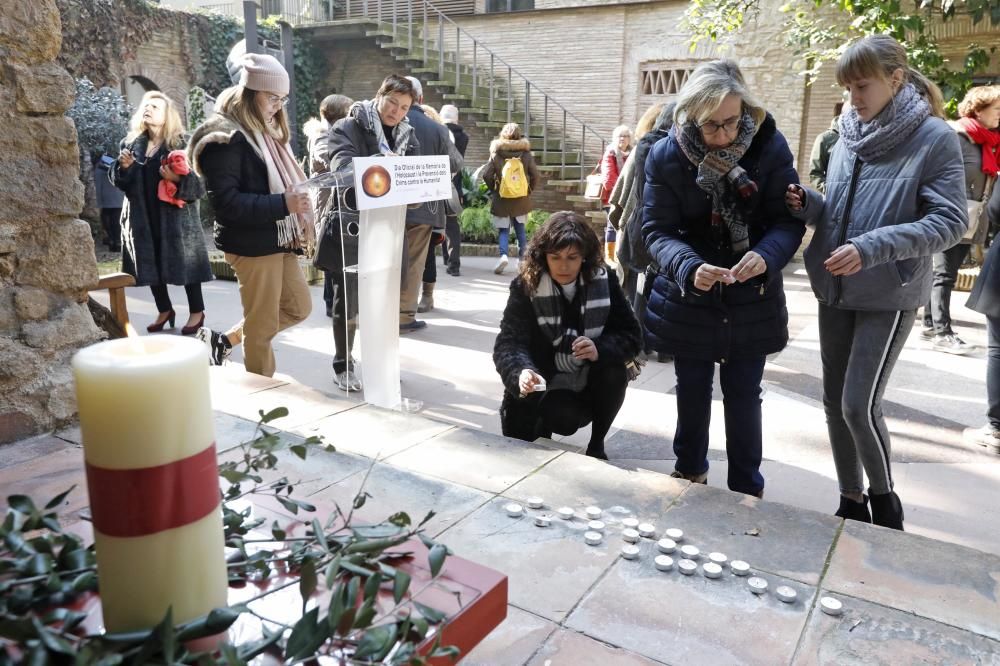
[89,272,135,337]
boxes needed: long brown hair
[835,34,943,117]
[126,91,185,149]
[216,84,291,143]
[519,211,602,296]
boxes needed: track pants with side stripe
[818,304,916,496]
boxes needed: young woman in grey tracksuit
[787,35,967,530]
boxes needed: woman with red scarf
[962,86,1000,451]
[922,86,1000,354]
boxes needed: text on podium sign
[353,155,452,210]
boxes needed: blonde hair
[835,35,943,116]
[126,91,186,148]
[958,85,1000,119]
[674,60,766,128]
[611,124,633,150]
[635,103,665,141]
[499,122,523,141]
[421,104,444,124]
[215,84,291,144]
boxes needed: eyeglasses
[266,94,290,107]
[698,118,741,136]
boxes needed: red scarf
[956,116,1000,176]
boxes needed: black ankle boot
[869,490,905,530]
[585,445,608,460]
[834,495,872,523]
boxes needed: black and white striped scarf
[532,268,610,374]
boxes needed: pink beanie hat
[239,53,289,96]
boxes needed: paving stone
[565,552,816,666]
[212,379,360,430]
[506,451,687,530]
[295,404,455,460]
[526,627,668,665]
[462,605,557,665]
[794,592,1000,665]
[655,483,840,586]
[0,441,88,520]
[307,461,494,538]
[213,412,264,454]
[0,432,71,468]
[384,426,561,494]
[824,521,1000,641]
[437,496,620,623]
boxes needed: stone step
[566,194,601,206]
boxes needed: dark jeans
[100,207,122,249]
[923,242,971,334]
[623,268,652,353]
[444,213,461,270]
[498,218,526,258]
[989,315,1000,428]
[504,359,628,450]
[329,268,359,374]
[672,355,766,496]
[151,283,204,314]
[323,271,334,310]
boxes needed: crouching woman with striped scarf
[493,211,643,459]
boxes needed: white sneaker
[964,425,1000,453]
[932,333,973,355]
[494,254,509,275]
[333,369,363,392]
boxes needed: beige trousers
[400,224,432,325]
[225,252,312,377]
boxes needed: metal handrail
[269,0,607,173]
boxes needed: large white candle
[72,336,227,633]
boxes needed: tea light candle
[664,528,684,541]
[587,520,605,532]
[776,586,797,603]
[702,562,723,579]
[680,544,700,560]
[748,576,768,594]
[820,596,843,616]
[637,523,656,538]
[657,538,677,554]
[526,497,544,509]
[654,555,674,571]
[72,336,227,633]
[557,507,575,520]
[584,531,603,546]
[621,545,641,560]
[678,559,698,575]
[585,506,602,519]
[622,517,640,529]
[730,560,751,576]
[622,528,640,543]
[505,503,524,517]
[708,552,728,567]
[534,514,552,527]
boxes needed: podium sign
[353,155,451,211]
[353,155,451,410]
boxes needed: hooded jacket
[482,137,542,219]
[798,115,967,311]
[188,114,291,257]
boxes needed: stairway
[319,14,608,232]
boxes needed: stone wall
[0,0,103,444]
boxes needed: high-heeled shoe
[146,309,176,333]
[181,312,206,336]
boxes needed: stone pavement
[5,365,998,664]
[91,255,1000,557]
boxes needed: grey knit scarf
[838,83,929,162]
[531,269,610,375]
[349,100,415,156]
[674,108,759,254]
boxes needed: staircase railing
[271,0,607,174]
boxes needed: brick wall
[129,22,198,121]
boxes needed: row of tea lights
[504,499,844,616]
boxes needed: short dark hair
[320,94,353,124]
[376,74,418,105]
[519,211,603,295]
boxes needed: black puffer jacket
[189,115,290,257]
[493,271,642,398]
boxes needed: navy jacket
[641,114,804,362]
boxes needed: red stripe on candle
[86,444,220,538]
